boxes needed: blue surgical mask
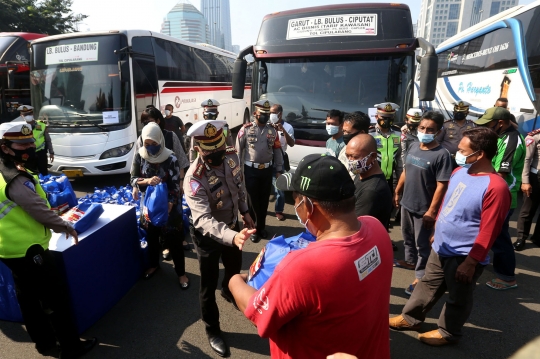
[294,197,315,236]
[145,144,161,155]
[455,150,479,169]
[326,124,340,136]
[417,131,436,144]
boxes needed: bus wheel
[243,109,250,124]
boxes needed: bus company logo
[458,82,491,96]
[174,96,197,109]
[174,96,181,108]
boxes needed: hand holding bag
[142,182,169,227]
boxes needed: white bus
[421,1,540,132]
[29,30,251,176]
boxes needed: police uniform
[18,105,54,176]
[515,128,540,248]
[184,120,249,348]
[369,102,403,193]
[0,122,95,357]
[189,99,234,163]
[401,108,422,163]
[436,101,475,155]
[236,100,283,242]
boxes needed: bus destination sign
[45,42,99,65]
[286,14,377,40]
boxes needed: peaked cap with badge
[201,99,220,111]
[453,101,471,112]
[405,108,423,123]
[0,122,35,144]
[375,102,400,117]
[253,100,273,114]
[17,105,34,116]
[187,120,227,150]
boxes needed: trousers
[491,209,516,281]
[146,223,185,276]
[244,165,273,232]
[401,207,433,279]
[402,250,484,341]
[517,172,540,240]
[193,223,242,335]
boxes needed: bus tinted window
[514,7,540,64]
[132,36,153,55]
[437,27,516,77]
[193,48,213,82]
[153,38,196,81]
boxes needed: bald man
[346,135,395,247]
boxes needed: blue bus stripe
[505,18,536,102]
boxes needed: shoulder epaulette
[391,125,401,132]
[243,122,253,128]
[225,146,237,154]
[193,162,206,179]
[528,129,540,137]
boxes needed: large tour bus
[0,32,47,123]
[30,30,251,176]
[425,0,540,132]
[232,3,438,171]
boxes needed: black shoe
[36,342,59,356]
[260,229,268,239]
[513,238,527,251]
[391,242,398,252]
[532,237,540,247]
[250,234,260,243]
[143,266,159,280]
[220,290,239,311]
[60,338,98,359]
[207,333,230,357]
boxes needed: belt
[228,219,237,229]
[532,168,538,174]
[245,160,273,169]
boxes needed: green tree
[0,0,87,34]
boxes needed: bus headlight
[100,143,134,159]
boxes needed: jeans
[491,209,516,281]
[272,167,285,214]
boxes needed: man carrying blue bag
[0,122,97,358]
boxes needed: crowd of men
[1,96,539,359]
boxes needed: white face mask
[294,197,315,236]
[270,113,280,124]
[164,110,171,116]
[326,124,340,135]
[24,115,34,122]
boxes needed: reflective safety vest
[0,168,51,259]
[371,129,401,180]
[33,121,47,152]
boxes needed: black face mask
[258,114,270,124]
[8,145,36,163]
[454,112,466,121]
[343,131,361,145]
[203,150,226,167]
[407,124,419,132]
[378,118,392,129]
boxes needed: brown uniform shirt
[522,130,540,184]
[184,147,249,246]
[236,121,283,172]
[436,119,475,155]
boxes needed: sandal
[179,276,190,290]
[486,278,517,290]
[276,213,285,221]
[393,259,415,270]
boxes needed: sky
[71,0,537,49]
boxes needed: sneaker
[405,283,415,296]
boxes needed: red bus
[0,32,47,123]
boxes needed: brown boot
[418,329,451,346]
[389,315,421,331]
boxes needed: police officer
[236,100,283,243]
[184,120,255,357]
[189,99,234,163]
[370,102,403,195]
[0,122,96,358]
[437,101,475,155]
[401,108,422,163]
[17,105,54,176]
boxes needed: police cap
[453,101,471,112]
[406,108,423,123]
[187,120,227,150]
[253,100,272,114]
[201,99,220,109]
[17,105,33,115]
[0,122,35,143]
[375,102,399,117]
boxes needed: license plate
[62,169,84,178]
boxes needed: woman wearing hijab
[130,123,189,289]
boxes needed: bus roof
[0,32,47,41]
[30,30,237,59]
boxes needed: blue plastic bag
[142,183,169,227]
[61,200,104,234]
[247,231,316,290]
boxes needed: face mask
[378,118,392,129]
[258,114,270,124]
[417,131,436,144]
[270,113,280,124]
[326,124,340,135]
[343,131,360,145]
[9,146,36,163]
[24,115,34,122]
[455,150,480,169]
[203,149,226,166]
[348,152,374,175]
[204,112,218,120]
[145,144,161,155]
[164,110,171,116]
[294,197,315,236]
[454,112,466,121]
[407,123,418,132]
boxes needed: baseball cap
[0,122,35,143]
[275,154,355,202]
[475,107,510,125]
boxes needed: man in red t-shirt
[229,154,393,359]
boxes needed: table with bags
[0,204,141,334]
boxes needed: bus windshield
[30,35,131,128]
[0,36,17,57]
[255,55,413,141]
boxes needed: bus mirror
[118,60,129,82]
[416,38,437,101]
[232,58,247,99]
[7,69,15,89]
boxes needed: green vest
[0,167,51,259]
[372,131,401,180]
[33,120,46,152]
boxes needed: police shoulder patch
[528,128,540,137]
[23,180,36,192]
[243,122,253,128]
[526,137,535,147]
[190,180,202,196]
[225,146,237,154]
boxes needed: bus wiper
[72,113,107,130]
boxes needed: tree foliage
[0,0,88,34]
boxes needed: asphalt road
[1,174,540,359]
